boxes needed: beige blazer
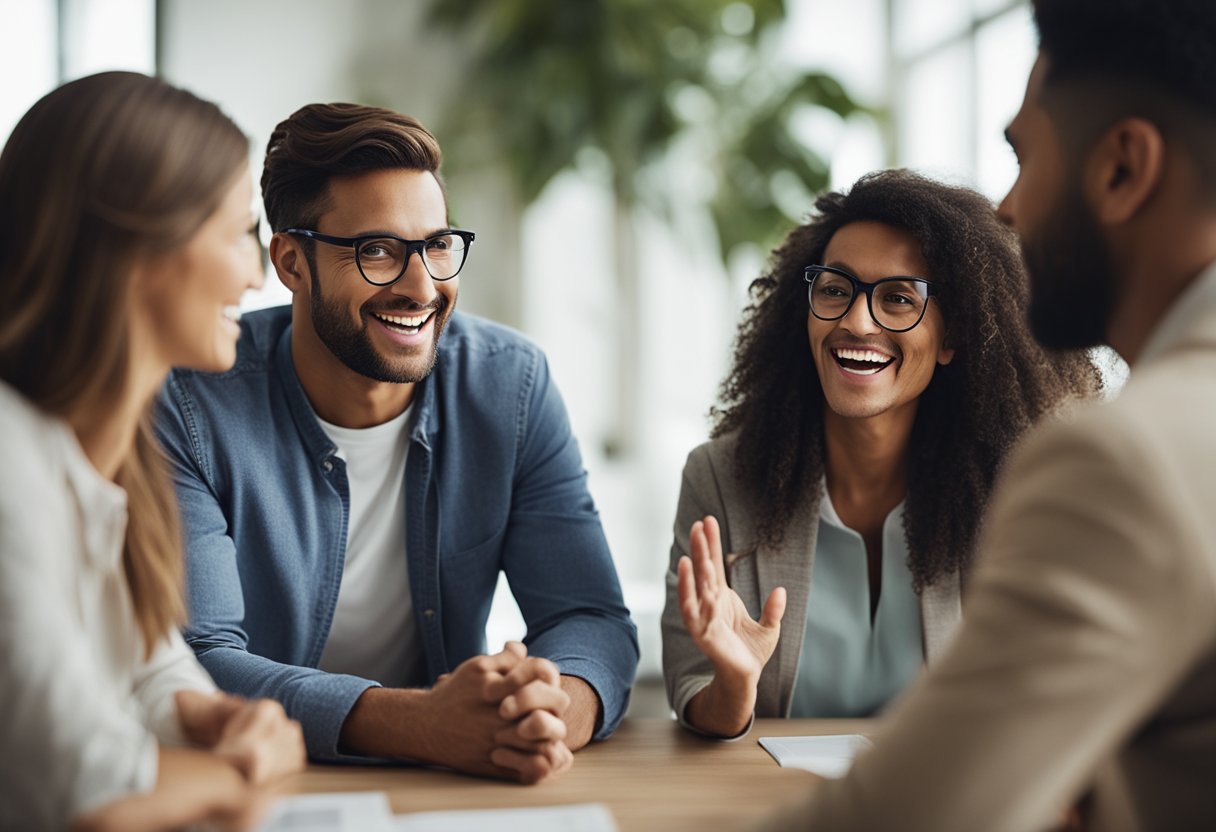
[777,270,1216,832]
[661,433,962,731]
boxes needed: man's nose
[389,250,436,303]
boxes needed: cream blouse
[0,380,215,829]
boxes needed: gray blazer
[661,433,962,731]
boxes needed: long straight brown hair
[0,72,248,652]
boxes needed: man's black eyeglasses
[286,228,476,285]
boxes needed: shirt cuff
[294,674,382,762]
[551,657,631,740]
[674,676,755,741]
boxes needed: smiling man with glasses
[662,169,1100,740]
[153,103,637,783]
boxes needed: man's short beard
[309,276,450,384]
[1021,179,1118,351]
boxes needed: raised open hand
[677,516,786,687]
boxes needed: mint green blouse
[788,492,925,717]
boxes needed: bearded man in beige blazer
[751,1,1216,830]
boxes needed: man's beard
[1020,180,1118,351]
[309,278,451,384]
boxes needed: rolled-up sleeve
[131,629,217,747]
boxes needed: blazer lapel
[756,495,820,717]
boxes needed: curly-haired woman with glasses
[662,169,1102,737]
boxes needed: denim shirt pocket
[440,529,506,608]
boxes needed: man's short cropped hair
[1032,0,1216,188]
[1034,0,1216,112]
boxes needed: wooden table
[283,718,874,830]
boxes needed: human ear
[934,321,956,367]
[269,233,310,295]
[1085,117,1164,225]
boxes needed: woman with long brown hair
[662,170,1102,737]
[0,72,304,830]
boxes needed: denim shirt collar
[272,323,441,455]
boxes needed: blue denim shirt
[154,306,638,761]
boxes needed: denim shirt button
[423,609,435,620]
[322,458,334,472]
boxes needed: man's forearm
[560,675,603,750]
[337,687,432,760]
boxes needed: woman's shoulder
[684,431,740,478]
[0,382,65,491]
[0,381,59,457]
[681,432,753,519]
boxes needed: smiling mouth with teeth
[832,347,895,376]
[372,310,434,335]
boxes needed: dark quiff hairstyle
[712,169,1101,590]
[261,102,444,233]
[1033,0,1216,189]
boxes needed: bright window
[0,0,155,147]
[892,0,1033,200]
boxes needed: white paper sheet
[395,803,617,832]
[759,734,874,779]
[255,791,397,832]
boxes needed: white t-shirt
[316,407,424,688]
[0,381,216,829]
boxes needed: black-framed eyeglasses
[286,228,476,285]
[804,265,938,333]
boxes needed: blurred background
[2,0,1057,715]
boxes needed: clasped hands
[175,689,306,785]
[422,641,574,784]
